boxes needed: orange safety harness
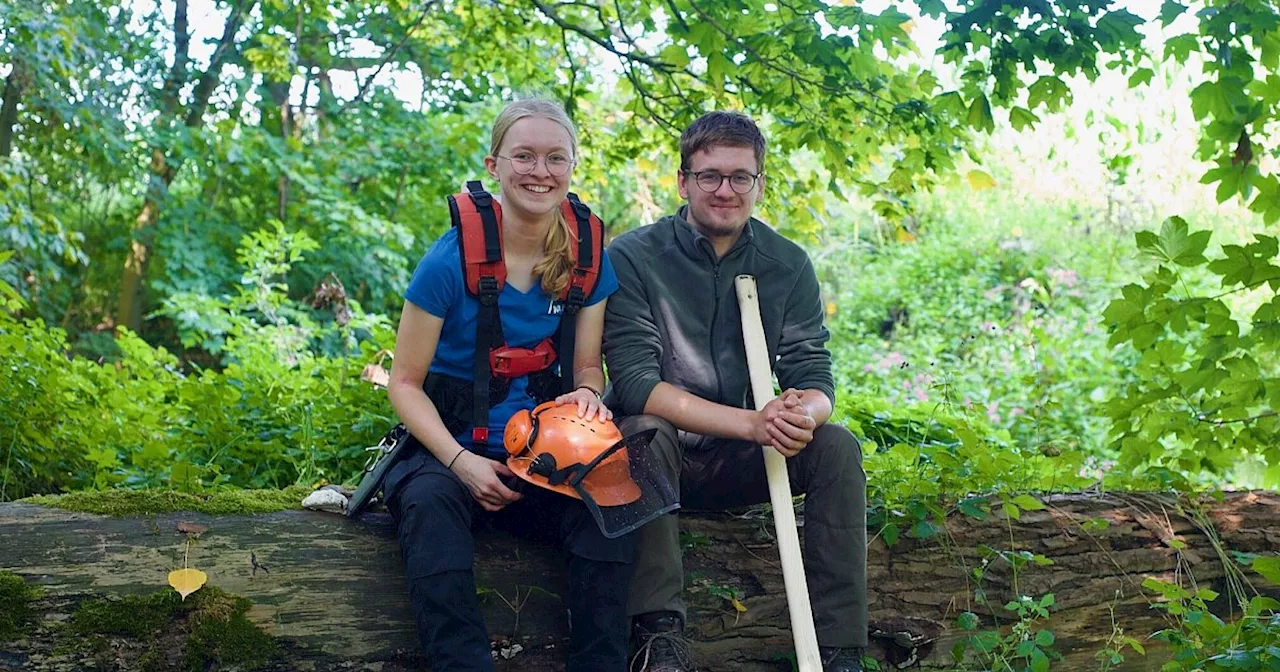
[448,180,605,445]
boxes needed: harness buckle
[490,338,557,378]
[477,275,500,304]
[468,183,493,208]
[565,284,586,310]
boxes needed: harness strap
[448,184,607,443]
[453,181,506,446]
[557,193,602,394]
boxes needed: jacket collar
[671,205,756,262]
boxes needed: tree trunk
[114,0,256,333]
[2,491,1277,671]
[0,57,29,159]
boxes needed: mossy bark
[0,571,42,641]
[1,579,283,672]
[19,486,311,516]
[2,491,1279,671]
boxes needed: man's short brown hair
[679,110,766,173]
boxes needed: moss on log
[1,491,1278,671]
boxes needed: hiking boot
[630,611,692,672]
[820,646,865,672]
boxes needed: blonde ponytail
[534,208,575,297]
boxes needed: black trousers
[385,441,636,671]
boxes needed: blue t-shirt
[405,227,618,458]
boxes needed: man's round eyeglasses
[496,152,575,177]
[684,170,762,194]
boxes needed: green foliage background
[0,0,1276,509]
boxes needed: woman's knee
[396,472,475,577]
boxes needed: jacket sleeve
[602,244,665,416]
[775,257,836,406]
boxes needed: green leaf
[1012,494,1046,511]
[1009,106,1039,131]
[1246,596,1280,616]
[1030,647,1051,672]
[1262,30,1280,72]
[967,94,995,133]
[912,519,940,539]
[882,522,900,547]
[933,91,967,119]
[1003,501,1021,520]
[1097,10,1143,46]
[1159,0,1188,26]
[1164,34,1201,63]
[967,169,997,191]
[956,611,980,631]
[1028,76,1069,111]
[958,497,988,521]
[659,44,691,69]
[1128,68,1154,88]
[1035,629,1056,646]
[1081,517,1111,533]
[1253,556,1280,584]
[1140,217,1211,266]
[1195,588,1219,601]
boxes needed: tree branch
[0,57,28,159]
[684,0,889,117]
[183,0,256,128]
[528,0,673,72]
[160,0,190,116]
[352,2,439,105]
[1208,410,1278,426]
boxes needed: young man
[603,110,868,672]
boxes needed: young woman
[384,98,629,671]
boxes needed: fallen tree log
[1,491,1278,671]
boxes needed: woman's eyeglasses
[496,152,575,177]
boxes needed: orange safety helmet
[504,401,678,538]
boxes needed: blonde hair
[489,98,578,297]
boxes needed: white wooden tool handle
[734,274,822,672]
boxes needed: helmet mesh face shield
[505,403,679,538]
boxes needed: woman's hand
[450,452,523,512]
[555,386,613,422]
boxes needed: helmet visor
[570,428,680,539]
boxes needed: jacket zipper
[710,259,724,404]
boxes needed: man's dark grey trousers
[619,415,868,649]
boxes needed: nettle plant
[1102,217,1279,488]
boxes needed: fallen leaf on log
[168,568,207,600]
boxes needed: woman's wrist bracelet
[446,449,466,470]
[576,384,603,400]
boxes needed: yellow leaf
[168,568,208,601]
[825,301,838,317]
[731,596,748,612]
[967,170,997,191]
[894,226,917,244]
[901,19,916,34]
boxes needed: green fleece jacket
[603,206,835,417]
